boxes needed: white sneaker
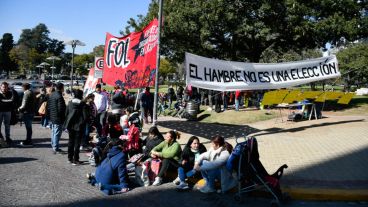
[152,177,162,186]
[199,185,216,193]
[172,177,180,185]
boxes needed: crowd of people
[0,81,249,196]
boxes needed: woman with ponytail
[150,130,182,186]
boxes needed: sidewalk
[149,113,368,201]
[0,113,367,206]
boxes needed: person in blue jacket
[87,139,129,195]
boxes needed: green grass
[197,107,278,125]
[327,95,368,115]
[102,85,169,93]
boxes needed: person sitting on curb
[87,138,129,195]
[175,136,207,190]
[193,135,237,193]
[150,130,182,186]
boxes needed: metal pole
[71,41,75,88]
[52,59,55,80]
[152,0,163,126]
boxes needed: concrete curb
[195,179,368,201]
[282,187,368,201]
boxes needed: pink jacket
[120,125,140,152]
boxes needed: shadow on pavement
[253,119,365,136]
[158,121,260,142]
[0,157,37,164]
[38,187,270,207]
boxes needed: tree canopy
[8,23,65,74]
[337,42,368,88]
[0,33,17,75]
[124,0,367,63]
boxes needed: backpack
[89,146,102,166]
[288,112,303,122]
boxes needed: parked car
[15,75,27,79]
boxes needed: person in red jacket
[235,90,242,111]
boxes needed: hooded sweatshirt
[63,98,88,131]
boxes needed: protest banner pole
[152,0,163,126]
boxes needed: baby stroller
[227,136,289,206]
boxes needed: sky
[0,0,151,54]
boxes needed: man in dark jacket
[63,89,88,165]
[140,87,154,124]
[167,85,175,109]
[0,82,18,146]
[48,82,66,154]
[19,83,35,146]
[111,85,126,115]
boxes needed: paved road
[0,113,367,206]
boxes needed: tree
[124,0,367,64]
[0,33,17,75]
[92,45,105,57]
[159,58,176,80]
[73,54,94,75]
[337,42,368,90]
[10,23,65,73]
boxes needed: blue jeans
[82,123,90,146]
[89,177,124,195]
[41,116,49,127]
[235,98,240,111]
[23,113,34,141]
[178,162,195,182]
[201,168,221,189]
[51,124,63,150]
[0,111,11,139]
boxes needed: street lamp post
[37,62,50,78]
[46,56,61,80]
[36,65,43,76]
[64,40,85,88]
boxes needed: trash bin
[185,101,198,120]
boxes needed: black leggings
[158,158,179,177]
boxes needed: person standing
[111,85,126,116]
[63,89,88,165]
[48,82,66,153]
[93,84,109,137]
[37,88,48,127]
[0,82,17,147]
[235,90,242,111]
[167,85,175,109]
[140,87,154,124]
[19,83,35,146]
[81,93,97,150]
[176,85,184,101]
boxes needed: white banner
[83,67,100,97]
[185,52,340,91]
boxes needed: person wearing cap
[48,82,66,153]
[18,83,35,146]
[93,84,110,137]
